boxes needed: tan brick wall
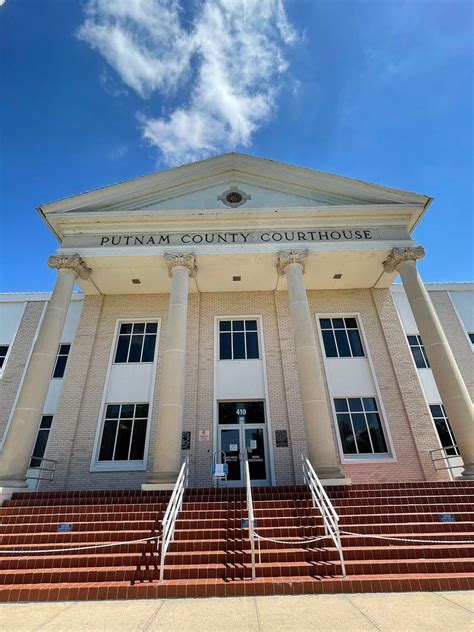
[193,292,296,488]
[372,289,447,481]
[39,287,446,491]
[0,301,45,440]
[43,294,169,490]
[306,289,426,483]
[430,290,474,399]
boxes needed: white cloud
[78,0,295,165]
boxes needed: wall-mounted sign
[57,523,73,532]
[198,429,210,442]
[275,430,289,448]
[181,431,191,450]
[63,226,410,250]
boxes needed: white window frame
[406,334,430,370]
[51,343,71,379]
[333,396,389,457]
[90,317,160,472]
[316,312,396,464]
[112,321,159,365]
[217,318,260,361]
[429,402,460,456]
[318,316,366,359]
[212,315,276,486]
[0,344,10,372]
[97,402,151,463]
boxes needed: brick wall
[38,287,444,491]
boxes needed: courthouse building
[0,153,473,500]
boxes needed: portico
[1,154,472,498]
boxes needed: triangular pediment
[38,153,431,240]
[39,153,430,213]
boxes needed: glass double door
[218,401,270,486]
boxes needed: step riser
[0,481,473,602]
[4,512,473,534]
[3,496,472,517]
[1,573,473,603]
[4,558,473,585]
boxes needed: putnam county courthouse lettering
[0,153,473,501]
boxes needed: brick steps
[0,481,472,602]
[1,572,473,603]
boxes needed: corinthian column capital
[48,254,91,280]
[277,250,309,276]
[383,246,425,273]
[164,253,197,278]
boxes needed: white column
[0,255,90,494]
[384,247,474,479]
[278,251,345,481]
[144,254,196,489]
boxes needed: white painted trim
[315,312,397,464]
[212,315,276,486]
[0,302,26,380]
[89,317,161,473]
[0,293,84,303]
[447,291,474,351]
[391,283,474,293]
[0,302,48,448]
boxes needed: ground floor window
[98,403,149,461]
[429,404,459,456]
[334,397,388,455]
[30,415,53,467]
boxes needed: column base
[456,463,474,481]
[313,465,347,481]
[142,483,176,491]
[143,471,178,491]
[321,478,351,487]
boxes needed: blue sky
[0,0,472,292]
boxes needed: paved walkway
[0,592,472,631]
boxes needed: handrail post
[244,457,256,581]
[301,451,346,578]
[159,455,189,582]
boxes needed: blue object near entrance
[212,463,228,477]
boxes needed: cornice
[38,153,430,216]
[49,204,422,240]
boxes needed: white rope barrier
[0,534,161,555]
[340,531,474,545]
[254,532,330,545]
[253,530,474,546]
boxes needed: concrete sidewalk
[0,592,472,631]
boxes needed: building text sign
[64,226,409,249]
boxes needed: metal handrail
[159,454,189,582]
[244,457,257,580]
[301,453,346,577]
[430,445,461,474]
[26,457,57,481]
